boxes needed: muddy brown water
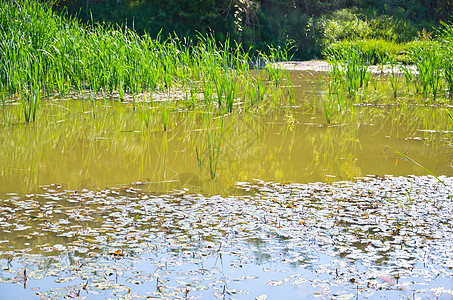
[0,71,451,196]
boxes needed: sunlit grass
[0,0,293,127]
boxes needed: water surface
[0,71,451,195]
[0,70,453,299]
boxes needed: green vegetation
[317,20,453,124]
[1,3,453,298]
[0,0,296,179]
[53,0,452,59]
[0,0,293,120]
[6,0,449,62]
[2,0,453,177]
[326,39,411,65]
[397,152,446,185]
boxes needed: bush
[325,39,411,64]
[320,9,370,44]
[258,6,318,59]
[366,16,417,42]
[324,38,444,65]
[317,9,419,46]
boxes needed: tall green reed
[139,94,153,128]
[20,55,43,123]
[21,85,41,123]
[265,44,293,87]
[388,59,402,98]
[410,45,443,101]
[325,45,371,97]
[401,64,420,95]
[0,0,291,125]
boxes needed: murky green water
[1,71,453,299]
[0,71,452,195]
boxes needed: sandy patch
[275,60,417,75]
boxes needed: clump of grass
[1,0,293,122]
[410,44,443,101]
[224,72,238,113]
[400,64,419,95]
[139,94,153,128]
[322,94,336,125]
[324,45,371,97]
[388,58,402,98]
[21,86,41,123]
[21,59,42,123]
[265,44,293,87]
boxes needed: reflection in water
[0,71,452,195]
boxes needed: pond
[0,70,452,299]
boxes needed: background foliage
[53,0,453,59]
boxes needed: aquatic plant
[410,44,443,101]
[21,86,41,123]
[139,95,153,128]
[0,0,292,124]
[322,94,335,125]
[397,151,446,185]
[285,71,294,103]
[343,46,371,96]
[388,59,402,98]
[195,114,225,179]
[255,71,268,103]
[400,64,420,95]
[266,44,293,87]
[224,73,238,113]
[325,45,371,97]
[442,56,453,99]
[21,61,42,123]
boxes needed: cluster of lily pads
[0,175,452,299]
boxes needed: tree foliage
[53,0,453,59]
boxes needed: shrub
[325,39,410,64]
[318,9,419,46]
[367,15,418,43]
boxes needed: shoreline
[276,60,417,75]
